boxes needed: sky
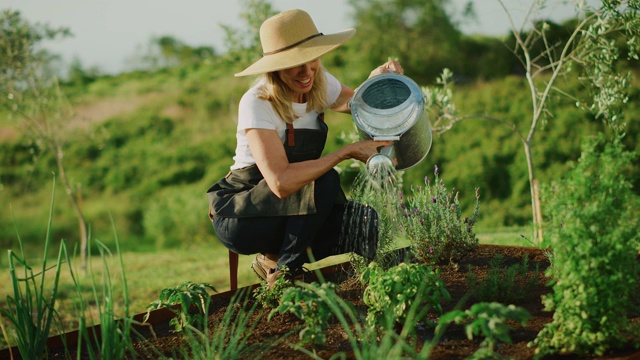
[3,0,591,75]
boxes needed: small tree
[0,10,90,268]
[423,0,639,244]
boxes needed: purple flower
[431,196,436,203]
[413,208,420,215]
[419,218,424,224]
[405,211,411,217]
[434,165,439,175]
[429,247,434,254]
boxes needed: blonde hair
[255,64,330,124]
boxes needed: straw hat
[235,9,355,77]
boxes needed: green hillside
[2,60,638,257]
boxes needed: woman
[207,9,403,287]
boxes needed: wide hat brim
[234,29,355,77]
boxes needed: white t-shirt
[230,71,342,170]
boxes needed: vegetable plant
[252,266,295,309]
[145,281,216,333]
[400,165,480,266]
[269,282,337,346]
[0,181,67,360]
[439,302,531,360]
[361,261,450,328]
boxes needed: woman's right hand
[346,140,393,163]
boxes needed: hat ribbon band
[263,32,324,56]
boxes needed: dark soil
[49,244,640,359]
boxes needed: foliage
[72,228,143,359]
[466,254,540,303]
[0,9,90,267]
[0,181,66,359]
[439,302,531,360]
[269,282,337,346]
[145,281,217,333]
[531,134,640,357]
[401,165,480,265]
[346,0,468,84]
[180,288,275,360]
[252,266,295,309]
[293,279,441,360]
[220,0,276,70]
[361,261,450,328]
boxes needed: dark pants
[213,169,378,270]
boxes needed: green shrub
[531,134,640,357]
[401,165,480,265]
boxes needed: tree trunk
[523,141,543,244]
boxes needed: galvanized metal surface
[351,73,432,171]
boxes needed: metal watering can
[351,73,432,171]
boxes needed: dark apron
[207,114,346,218]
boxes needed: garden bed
[23,244,640,359]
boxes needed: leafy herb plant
[269,282,337,346]
[145,281,217,333]
[439,302,531,360]
[252,266,295,309]
[400,165,480,265]
[361,261,450,328]
[532,135,640,357]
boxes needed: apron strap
[287,123,295,146]
[286,112,325,147]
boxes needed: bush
[532,134,640,357]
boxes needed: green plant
[292,279,442,360]
[466,254,540,303]
[531,134,640,357]
[269,282,337,346]
[0,182,67,360]
[401,165,480,265]
[71,220,145,360]
[180,288,278,360]
[439,302,531,360]
[361,261,450,328]
[252,266,295,309]
[145,281,216,333]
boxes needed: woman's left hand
[369,60,404,78]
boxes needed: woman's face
[277,58,321,101]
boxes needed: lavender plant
[401,165,480,265]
